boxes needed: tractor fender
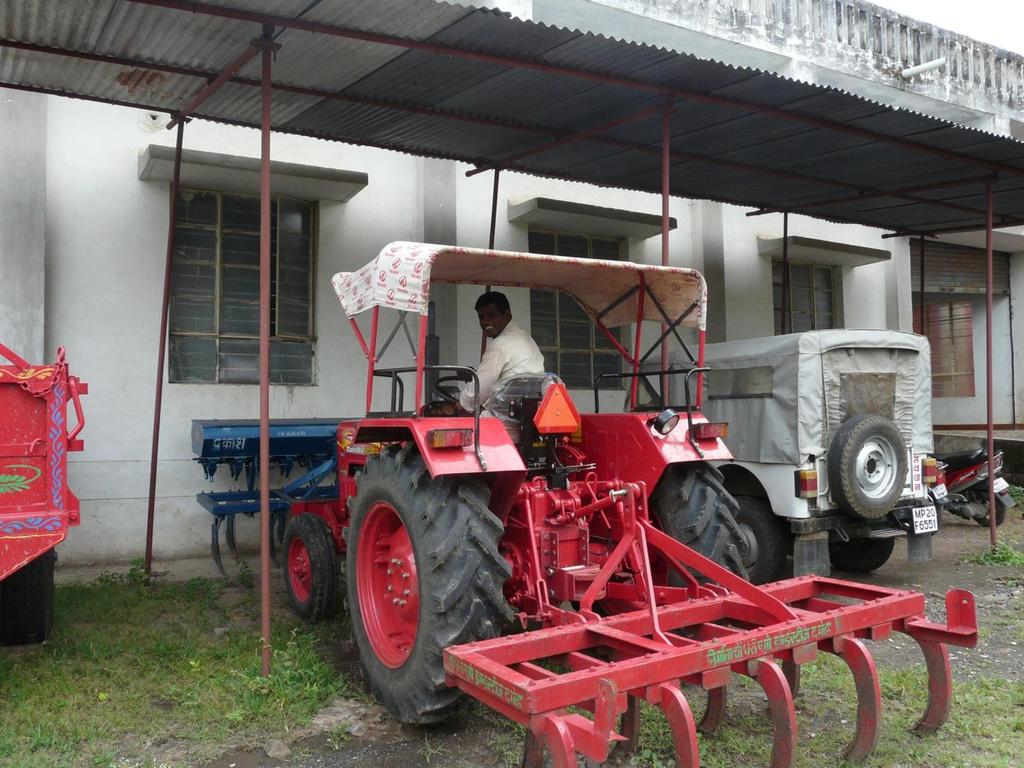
[348,416,526,477]
[579,412,733,495]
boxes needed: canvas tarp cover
[681,330,932,464]
[331,242,707,330]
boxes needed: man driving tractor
[458,290,544,414]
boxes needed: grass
[965,539,1024,566]
[0,562,354,768]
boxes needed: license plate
[932,483,947,500]
[912,505,938,534]
[993,477,1010,493]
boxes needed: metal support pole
[257,25,274,677]
[781,213,790,334]
[143,118,185,575]
[919,235,926,333]
[481,169,500,359]
[985,181,997,548]
[660,108,671,403]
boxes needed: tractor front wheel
[346,446,513,724]
[1,549,55,645]
[283,514,339,621]
[734,496,790,584]
[651,464,748,580]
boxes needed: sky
[878,0,1024,55]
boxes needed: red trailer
[0,343,86,645]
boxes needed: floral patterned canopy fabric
[332,242,707,330]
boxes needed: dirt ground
[185,511,1024,768]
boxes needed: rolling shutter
[911,242,1010,295]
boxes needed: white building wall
[0,90,46,362]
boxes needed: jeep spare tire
[827,414,907,519]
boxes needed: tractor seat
[488,373,561,447]
[936,447,987,470]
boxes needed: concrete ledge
[508,197,676,240]
[758,236,890,267]
[139,145,368,202]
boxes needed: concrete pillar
[885,236,913,331]
[0,91,46,361]
[700,201,727,342]
[1009,250,1024,427]
[421,158,458,365]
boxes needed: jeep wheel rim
[357,501,420,668]
[855,437,899,500]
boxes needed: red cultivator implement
[277,242,976,767]
[0,342,86,645]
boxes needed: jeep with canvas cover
[681,330,939,584]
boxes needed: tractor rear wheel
[829,537,896,573]
[1,549,55,645]
[651,464,748,579]
[346,446,513,724]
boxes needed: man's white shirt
[459,320,545,411]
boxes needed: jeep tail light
[795,468,818,499]
[922,456,938,485]
[692,422,728,441]
[426,428,473,448]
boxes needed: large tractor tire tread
[347,446,513,725]
[1,549,56,646]
[652,464,749,580]
[734,496,791,585]
[283,513,340,622]
[829,537,896,573]
[828,414,908,520]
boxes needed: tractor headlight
[650,409,679,436]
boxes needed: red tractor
[281,242,976,768]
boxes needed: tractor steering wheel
[433,373,471,404]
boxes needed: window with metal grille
[773,262,837,334]
[168,189,316,384]
[528,231,623,389]
[913,301,975,398]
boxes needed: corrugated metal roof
[2,0,1024,235]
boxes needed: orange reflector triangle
[533,382,581,435]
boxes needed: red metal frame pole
[985,181,997,548]
[257,26,274,677]
[631,274,645,409]
[660,108,671,404]
[919,235,926,333]
[781,213,790,334]
[366,307,380,413]
[415,315,428,412]
[481,169,500,359]
[143,118,185,575]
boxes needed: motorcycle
[931,447,1015,526]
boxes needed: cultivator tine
[744,660,798,768]
[210,517,226,576]
[698,685,727,733]
[520,732,544,768]
[821,636,880,762]
[541,715,577,768]
[781,659,801,696]
[646,683,700,768]
[910,639,952,734]
[617,697,641,755]
[225,515,238,559]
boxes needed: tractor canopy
[331,241,707,330]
